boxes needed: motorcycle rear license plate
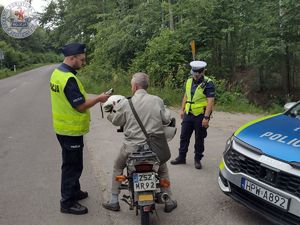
[133,172,156,192]
[138,194,154,202]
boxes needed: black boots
[194,160,202,169]
[171,157,202,169]
[60,202,88,215]
[170,157,186,165]
[75,191,88,201]
[60,191,89,215]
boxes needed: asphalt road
[0,65,275,225]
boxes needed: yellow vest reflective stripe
[50,68,90,136]
[185,76,211,116]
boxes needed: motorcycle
[104,96,177,224]
[115,144,171,225]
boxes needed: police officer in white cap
[171,61,215,169]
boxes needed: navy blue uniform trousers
[178,113,207,161]
[56,134,84,207]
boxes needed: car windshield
[286,102,300,119]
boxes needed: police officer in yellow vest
[50,43,109,215]
[171,61,215,169]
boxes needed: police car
[218,101,300,225]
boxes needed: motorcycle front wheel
[140,207,150,225]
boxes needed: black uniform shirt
[191,76,215,99]
[57,63,85,108]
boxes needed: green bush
[0,68,11,79]
[80,64,132,96]
[0,40,60,72]
[130,29,185,87]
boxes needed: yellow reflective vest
[50,69,90,136]
[185,76,211,116]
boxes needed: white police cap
[190,60,207,70]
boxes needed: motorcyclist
[102,72,177,213]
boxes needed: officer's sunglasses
[192,68,204,73]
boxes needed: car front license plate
[133,172,156,192]
[241,178,290,210]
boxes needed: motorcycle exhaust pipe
[160,192,170,203]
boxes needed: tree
[39,0,300,101]
[130,29,185,86]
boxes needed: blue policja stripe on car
[236,115,300,163]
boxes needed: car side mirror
[284,102,297,111]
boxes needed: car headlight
[224,135,234,154]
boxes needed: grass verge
[79,75,284,114]
[0,63,49,79]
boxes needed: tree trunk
[161,0,165,27]
[259,67,265,92]
[279,0,291,96]
[285,44,291,96]
[168,0,175,30]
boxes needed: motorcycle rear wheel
[140,207,150,225]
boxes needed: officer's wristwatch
[203,115,210,120]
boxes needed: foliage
[40,0,103,47]
[0,6,61,73]
[130,29,185,87]
[2,0,298,111]
[0,39,60,71]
